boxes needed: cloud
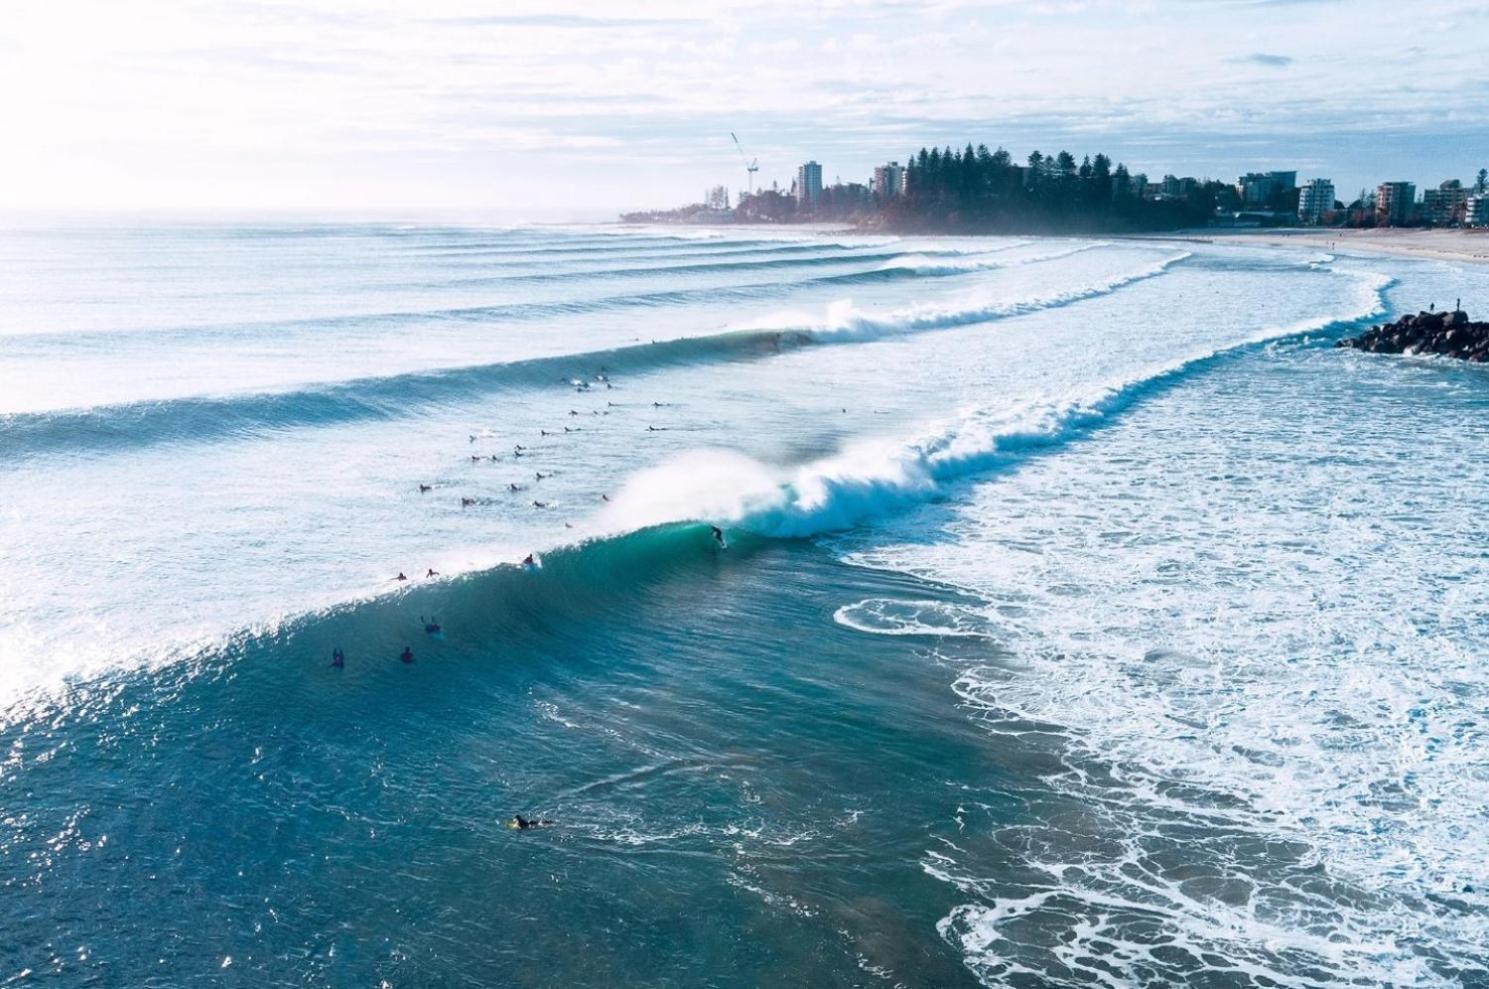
[1,0,1485,210]
[1228,52,1295,66]
[423,14,692,29]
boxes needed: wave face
[4,221,1489,987]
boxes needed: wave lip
[0,253,1191,460]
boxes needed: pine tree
[1026,151,1044,189]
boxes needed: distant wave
[419,240,915,274]
[0,254,1191,459]
[0,242,1079,344]
[472,247,965,284]
[401,235,888,261]
[812,241,1106,284]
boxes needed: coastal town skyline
[3,0,1487,214]
[636,147,1489,233]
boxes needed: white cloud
[0,0,1484,210]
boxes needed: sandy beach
[1164,227,1489,267]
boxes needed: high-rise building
[1161,175,1198,199]
[1423,179,1467,226]
[1297,178,1335,224]
[872,162,905,201]
[1468,194,1489,229]
[1376,182,1416,226]
[1237,171,1297,207]
[795,161,823,210]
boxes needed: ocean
[1,221,1487,987]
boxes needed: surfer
[507,815,554,830]
[461,497,476,507]
[421,617,441,635]
[399,646,414,664]
[508,482,524,493]
[532,500,549,509]
[418,483,432,493]
[522,553,536,567]
[710,525,728,549]
[395,572,408,582]
[331,648,344,669]
[601,494,610,502]
[426,568,439,578]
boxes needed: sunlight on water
[3,223,1487,986]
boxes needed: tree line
[884,144,1227,233]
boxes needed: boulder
[1337,309,1489,363]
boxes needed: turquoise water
[2,223,1487,986]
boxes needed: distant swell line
[401,237,890,261]
[0,243,1058,346]
[415,241,916,275]
[431,248,959,285]
[0,254,1192,460]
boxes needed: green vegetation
[881,144,1230,233]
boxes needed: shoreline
[620,218,1489,267]
[1138,227,1489,267]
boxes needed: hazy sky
[3,0,1487,214]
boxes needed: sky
[2,0,1487,215]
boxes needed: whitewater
[2,221,1487,987]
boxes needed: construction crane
[730,132,759,195]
